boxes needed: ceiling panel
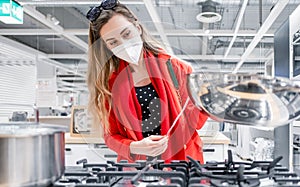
[0,0,299,92]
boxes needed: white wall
[0,63,37,120]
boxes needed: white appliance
[236,125,274,160]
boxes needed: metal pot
[0,122,67,187]
[187,72,300,127]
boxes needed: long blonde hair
[87,3,164,134]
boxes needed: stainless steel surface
[187,72,300,127]
[0,122,66,187]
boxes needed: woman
[86,0,208,163]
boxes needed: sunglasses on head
[86,0,119,22]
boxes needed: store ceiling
[0,0,299,93]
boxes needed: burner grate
[54,150,300,187]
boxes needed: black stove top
[53,150,300,187]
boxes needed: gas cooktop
[53,150,300,187]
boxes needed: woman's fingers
[152,143,168,156]
[147,137,168,156]
[148,135,165,141]
[129,136,169,156]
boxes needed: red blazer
[104,51,208,163]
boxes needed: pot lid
[187,72,300,127]
[0,122,67,137]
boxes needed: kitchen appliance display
[70,106,92,135]
[53,150,300,187]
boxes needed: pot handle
[0,103,39,123]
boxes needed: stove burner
[187,150,286,187]
[54,150,300,187]
[210,178,260,187]
[139,175,160,182]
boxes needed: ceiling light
[51,17,60,25]
[46,14,60,25]
[196,0,222,23]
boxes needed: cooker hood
[187,72,300,127]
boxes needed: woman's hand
[129,135,168,157]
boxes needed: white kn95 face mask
[111,36,143,65]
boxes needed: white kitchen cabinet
[65,144,117,166]
[203,144,229,162]
[201,132,230,162]
[64,133,117,166]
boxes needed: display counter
[65,132,104,144]
[28,116,71,129]
[65,131,231,162]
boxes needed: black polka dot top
[135,83,161,138]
